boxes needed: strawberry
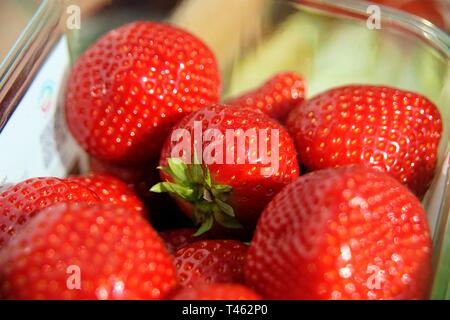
[68,173,145,215]
[174,240,247,288]
[0,177,98,248]
[173,283,261,300]
[152,104,299,237]
[65,21,221,165]
[159,228,204,253]
[286,85,442,197]
[245,166,432,300]
[227,72,306,121]
[0,202,177,299]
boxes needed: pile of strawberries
[0,21,443,300]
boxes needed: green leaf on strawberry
[151,158,243,235]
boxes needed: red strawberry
[174,240,247,288]
[0,177,98,248]
[65,21,221,165]
[227,72,306,121]
[0,202,177,299]
[245,166,432,300]
[173,283,260,300]
[286,85,442,197]
[159,228,204,253]
[152,104,299,237]
[68,173,145,215]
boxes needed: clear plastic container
[0,0,448,299]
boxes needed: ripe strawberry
[0,177,98,248]
[0,202,177,300]
[245,166,432,300]
[227,72,306,121]
[159,228,204,253]
[173,283,260,300]
[152,104,299,236]
[68,173,145,215]
[174,240,247,288]
[65,21,221,165]
[286,85,442,197]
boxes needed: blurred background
[0,0,448,64]
[0,0,175,61]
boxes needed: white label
[0,36,83,185]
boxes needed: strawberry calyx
[151,158,242,236]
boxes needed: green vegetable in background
[225,11,328,98]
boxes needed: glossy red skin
[0,202,177,300]
[0,177,99,248]
[227,72,306,121]
[172,283,261,300]
[65,21,221,165]
[245,166,432,300]
[174,240,248,288]
[160,105,299,234]
[68,173,145,215]
[286,85,442,197]
[159,228,204,253]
